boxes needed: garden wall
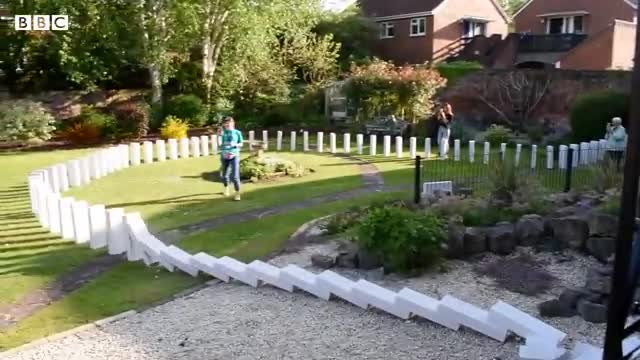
[442,69,632,139]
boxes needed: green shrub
[489,157,543,208]
[0,100,56,142]
[165,94,206,127]
[570,91,630,143]
[239,153,307,182]
[323,207,364,235]
[481,124,515,145]
[63,107,116,144]
[355,203,446,273]
[160,116,189,140]
[435,61,483,85]
[578,159,623,194]
[526,125,544,144]
[110,102,150,140]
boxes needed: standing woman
[605,117,627,170]
[437,102,454,158]
[219,116,244,201]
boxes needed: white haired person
[605,117,627,170]
[218,116,244,201]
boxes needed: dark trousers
[221,156,240,191]
[608,150,624,171]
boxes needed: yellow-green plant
[160,116,189,140]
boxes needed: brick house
[358,0,510,65]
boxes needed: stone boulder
[538,299,577,318]
[585,268,612,295]
[487,224,516,255]
[587,213,618,237]
[445,218,466,259]
[357,249,383,270]
[558,288,591,310]
[514,214,545,247]
[336,242,358,268]
[577,299,608,323]
[586,237,616,263]
[311,254,335,269]
[547,216,589,250]
[463,227,487,255]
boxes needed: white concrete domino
[89,204,108,249]
[572,342,602,359]
[156,140,167,162]
[99,150,111,176]
[531,145,538,169]
[330,132,336,153]
[469,140,476,163]
[454,139,461,161]
[277,131,283,151]
[316,270,367,309]
[200,135,209,157]
[518,341,566,360]
[280,264,329,300]
[569,144,579,167]
[409,137,417,159]
[190,253,229,282]
[47,193,62,234]
[143,141,154,164]
[71,200,91,244]
[356,134,363,154]
[396,288,460,330]
[344,133,351,153]
[110,146,121,171]
[168,139,179,160]
[483,142,491,164]
[262,130,268,150]
[579,142,589,165]
[80,157,92,184]
[57,164,69,191]
[488,301,566,344]
[422,181,453,196]
[130,142,141,165]
[117,144,128,168]
[352,280,410,319]
[425,138,432,158]
[162,245,198,276]
[558,145,568,169]
[37,184,50,228]
[383,136,391,156]
[191,137,201,158]
[317,132,324,153]
[106,208,128,255]
[180,138,190,158]
[438,295,508,342]
[216,256,259,287]
[89,154,102,179]
[247,260,293,292]
[27,176,40,214]
[59,197,75,240]
[303,131,309,151]
[47,166,60,193]
[123,212,146,262]
[589,140,599,163]
[370,135,377,156]
[67,160,82,187]
[211,134,219,154]
[546,146,554,169]
[515,144,522,166]
[396,136,403,158]
[290,131,297,152]
[598,139,608,160]
[248,130,255,151]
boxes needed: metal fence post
[414,155,422,204]
[564,148,575,193]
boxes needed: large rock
[547,216,589,249]
[336,242,358,268]
[578,299,608,323]
[514,214,545,246]
[463,227,487,255]
[311,254,335,269]
[445,218,466,259]
[487,224,516,255]
[586,237,616,263]
[538,299,577,318]
[357,249,383,270]
[585,269,612,295]
[588,213,619,237]
[558,288,591,310]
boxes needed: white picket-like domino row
[25,133,612,360]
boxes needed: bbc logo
[14,15,69,31]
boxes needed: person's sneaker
[234,192,241,201]
[223,187,230,196]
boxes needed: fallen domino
[316,270,367,309]
[438,295,508,342]
[247,260,293,292]
[216,257,259,287]
[396,288,460,330]
[488,301,566,344]
[518,337,566,360]
[190,253,229,282]
[161,245,199,277]
[280,265,330,300]
[352,280,410,319]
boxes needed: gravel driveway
[2,245,605,360]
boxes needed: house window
[410,17,426,36]
[546,16,584,34]
[463,20,487,38]
[380,22,395,39]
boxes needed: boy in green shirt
[219,116,244,200]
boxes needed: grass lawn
[0,149,104,307]
[66,152,363,232]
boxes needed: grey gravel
[2,245,605,360]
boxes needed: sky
[322,0,357,12]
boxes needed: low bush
[63,107,117,144]
[0,100,56,142]
[165,94,206,127]
[110,102,150,140]
[489,157,543,208]
[570,91,629,143]
[160,116,189,140]
[323,206,364,235]
[579,159,623,194]
[355,203,446,273]
[239,153,307,182]
[479,124,515,145]
[62,122,101,144]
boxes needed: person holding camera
[436,102,454,158]
[218,116,244,201]
[605,117,627,170]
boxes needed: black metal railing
[518,34,587,53]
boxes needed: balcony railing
[518,34,587,53]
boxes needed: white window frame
[463,20,487,38]
[410,17,427,37]
[380,22,395,39]
[546,15,585,34]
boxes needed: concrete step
[280,265,329,300]
[247,260,293,292]
[216,257,259,287]
[316,271,367,309]
[396,288,459,330]
[438,295,507,342]
[352,280,410,319]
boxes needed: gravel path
[3,244,605,360]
